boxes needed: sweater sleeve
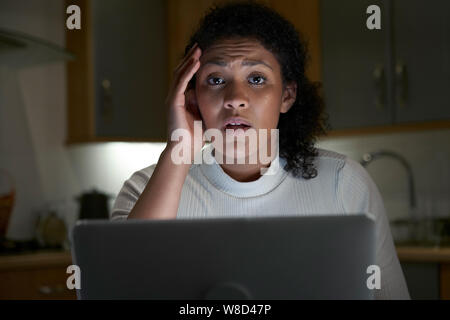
[110,164,156,221]
[338,157,410,300]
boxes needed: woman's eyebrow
[202,59,273,71]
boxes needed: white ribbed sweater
[111,145,410,300]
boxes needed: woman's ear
[280,81,297,113]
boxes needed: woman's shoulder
[314,148,365,173]
[315,147,347,163]
[127,163,157,184]
[312,147,347,175]
[314,148,378,201]
[311,148,372,185]
[125,161,200,189]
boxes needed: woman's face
[193,37,297,160]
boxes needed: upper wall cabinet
[66,0,168,144]
[320,0,450,132]
[393,0,450,123]
[320,0,389,129]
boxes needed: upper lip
[222,117,253,129]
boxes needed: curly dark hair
[184,0,330,179]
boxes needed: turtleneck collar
[199,144,288,198]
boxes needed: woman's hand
[165,43,204,163]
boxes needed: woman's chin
[213,146,262,165]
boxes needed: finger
[167,52,198,104]
[174,59,200,101]
[173,48,201,81]
[180,47,202,81]
[170,59,199,109]
[167,56,199,107]
[174,43,198,74]
[168,46,201,106]
[172,47,201,89]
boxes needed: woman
[111,1,409,299]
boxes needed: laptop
[71,214,375,299]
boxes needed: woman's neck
[219,162,269,182]
[212,148,275,182]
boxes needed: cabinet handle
[101,79,114,120]
[38,284,65,295]
[39,285,54,295]
[396,62,408,108]
[373,64,386,110]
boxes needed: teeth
[225,121,250,128]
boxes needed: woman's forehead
[204,37,262,51]
[200,38,279,67]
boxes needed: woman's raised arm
[127,44,203,220]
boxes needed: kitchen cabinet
[401,262,440,299]
[393,0,450,123]
[66,0,168,144]
[397,246,450,300]
[0,251,76,299]
[320,0,390,129]
[320,0,450,133]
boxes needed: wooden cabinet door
[320,0,392,130]
[91,0,168,140]
[393,0,450,123]
[400,262,440,300]
[66,0,169,143]
[0,266,76,300]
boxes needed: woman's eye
[248,75,266,85]
[207,77,225,86]
[206,75,266,86]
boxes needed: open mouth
[224,123,252,130]
[222,123,253,138]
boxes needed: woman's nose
[223,81,249,110]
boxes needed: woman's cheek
[200,93,223,116]
[197,97,220,129]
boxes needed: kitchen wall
[0,0,167,239]
[1,0,449,240]
[1,0,72,240]
[317,130,450,222]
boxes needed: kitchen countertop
[0,250,72,271]
[396,246,450,263]
[0,246,450,266]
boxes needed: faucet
[360,150,417,219]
